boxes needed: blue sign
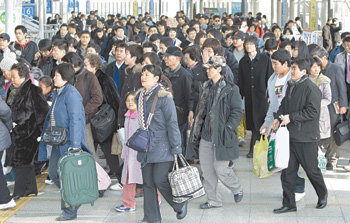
[86,0,90,15]
[149,0,154,16]
[22,5,35,19]
[231,2,241,15]
[281,0,287,26]
[23,0,35,4]
[68,0,79,13]
[46,0,52,13]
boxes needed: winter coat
[104,61,127,92]
[334,51,349,82]
[191,78,242,161]
[137,87,182,164]
[224,48,239,83]
[322,24,333,53]
[5,80,49,166]
[275,76,322,142]
[74,68,103,122]
[263,70,292,128]
[0,100,12,152]
[331,22,342,47]
[121,110,142,185]
[36,55,54,77]
[117,64,143,128]
[238,53,273,131]
[329,45,344,63]
[13,40,39,65]
[52,33,73,42]
[38,84,92,161]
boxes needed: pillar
[277,0,282,26]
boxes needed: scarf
[138,84,160,130]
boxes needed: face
[233,38,244,48]
[0,39,9,50]
[199,37,207,47]
[52,46,66,60]
[60,26,68,37]
[203,47,215,57]
[182,25,189,35]
[149,27,158,36]
[310,62,321,76]
[115,47,126,62]
[344,41,350,54]
[15,29,26,42]
[39,81,52,96]
[206,66,221,80]
[188,31,197,41]
[272,59,287,75]
[285,45,293,56]
[126,94,137,111]
[86,47,97,55]
[225,37,233,47]
[158,25,165,34]
[164,55,179,68]
[193,24,200,33]
[227,19,233,25]
[11,69,26,88]
[249,26,255,32]
[97,31,103,39]
[1,69,11,80]
[169,30,177,39]
[213,18,221,26]
[116,29,124,38]
[183,53,193,67]
[292,47,298,58]
[159,43,167,54]
[125,50,135,66]
[84,58,95,73]
[241,21,247,27]
[141,69,159,89]
[291,64,306,81]
[288,22,294,29]
[53,71,67,88]
[274,28,281,39]
[245,42,256,53]
[80,34,90,45]
[40,50,51,57]
[121,19,127,26]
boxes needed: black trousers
[324,111,340,162]
[281,142,327,208]
[98,137,122,182]
[13,165,37,197]
[142,162,184,222]
[249,130,261,153]
[0,151,12,204]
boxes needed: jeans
[0,151,12,204]
[48,147,79,220]
[5,168,16,181]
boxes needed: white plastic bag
[117,128,125,145]
[2,150,12,175]
[274,124,290,170]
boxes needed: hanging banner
[310,0,316,31]
[281,0,287,26]
[133,0,138,16]
[149,0,154,16]
[231,2,242,15]
[46,0,52,13]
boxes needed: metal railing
[22,14,60,43]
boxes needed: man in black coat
[238,35,273,158]
[271,58,328,214]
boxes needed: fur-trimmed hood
[135,85,173,99]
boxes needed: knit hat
[0,53,18,71]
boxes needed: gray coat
[137,87,182,165]
[334,51,348,79]
[0,100,12,151]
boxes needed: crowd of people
[0,8,349,222]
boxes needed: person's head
[159,37,173,54]
[187,27,197,42]
[0,53,17,80]
[327,17,333,25]
[67,38,78,52]
[0,33,10,51]
[114,41,127,63]
[225,33,234,47]
[157,20,167,34]
[309,56,322,77]
[340,32,350,42]
[283,27,293,37]
[182,23,189,35]
[84,53,102,73]
[39,76,53,95]
[86,42,101,55]
[286,20,294,29]
[95,28,105,39]
[141,64,162,89]
[164,46,183,69]
[232,31,245,48]
[183,45,201,68]
[264,38,278,56]
[142,41,157,53]
[125,44,143,66]
[291,58,309,81]
[280,40,293,56]
[271,49,292,75]
[213,15,221,26]
[142,52,162,66]
[38,39,52,57]
[79,31,91,46]
[114,26,125,39]
[194,31,207,47]
[207,29,223,42]
[202,38,222,56]
[292,41,310,59]
[125,91,137,112]
[59,24,69,37]
[10,62,29,87]
[244,35,259,53]
[262,32,276,45]
[248,24,256,33]
[149,34,162,50]
[310,46,329,69]
[62,52,84,71]
[203,56,226,81]
[52,39,68,61]
[148,25,158,36]
[168,28,177,40]
[343,36,350,54]
[272,26,282,40]
[68,23,77,35]
[54,63,75,87]
[15,25,27,42]
[192,23,200,33]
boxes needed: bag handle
[146,94,159,129]
[172,154,189,171]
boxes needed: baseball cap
[0,33,10,42]
[164,46,183,57]
[233,31,245,40]
[203,56,226,69]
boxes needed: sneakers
[326,162,333,170]
[110,183,123,191]
[6,181,15,186]
[115,205,135,212]
[45,179,55,185]
[0,199,16,210]
[295,192,306,202]
[234,191,243,203]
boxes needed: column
[277,0,282,26]
[290,0,295,20]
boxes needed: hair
[52,39,68,52]
[341,32,350,40]
[125,90,137,103]
[142,52,162,66]
[271,26,281,33]
[142,64,162,82]
[207,29,223,42]
[265,38,278,51]
[292,58,310,73]
[85,53,103,70]
[310,46,328,58]
[202,38,223,55]
[60,23,68,30]
[271,49,292,67]
[142,41,157,53]
[11,62,29,79]
[307,43,318,54]
[293,41,310,59]
[343,36,350,43]
[39,76,53,87]
[283,27,293,35]
[55,63,76,85]
[114,40,127,50]
[311,56,323,69]
[80,30,91,37]
[62,52,84,69]
[280,40,293,49]
[244,35,259,50]
[160,37,173,48]
[186,27,196,35]
[213,15,220,20]
[126,44,143,64]
[67,38,79,50]
[38,39,52,51]
[183,45,201,62]
[15,25,27,34]
[194,31,207,45]
[149,33,162,42]
[87,42,101,54]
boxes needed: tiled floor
[5,139,350,223]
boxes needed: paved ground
[3,138,350,223]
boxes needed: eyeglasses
[215,20,220,22]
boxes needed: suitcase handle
[67,147,82,156]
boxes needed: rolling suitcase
[58,148,99,206]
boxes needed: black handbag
[43,97,68,146]
[90,104,116,143]
[334,115,350,146]
[127,94,159,152]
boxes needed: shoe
[115,204,136,212]
[326,162,333,170]
[98,190,105,198]
[108,172,118,179]
[273,206,297,214]
[246,152,253,158]
[55,216,76,221]
[110,183,123,191]
[234,191,243,203]
[228,160,234,168]
[199,202,221,209]
[316,194,327,209]
[176,201,187,220]
[295,192,306,202]
[45,179,54,185]
[343,166,350,172]
[0,199,16,210]
[12,195,21,201]
[6,181,15,186]
[239,140,245,147]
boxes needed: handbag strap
[50,97,58,127]
[146,94,159,129]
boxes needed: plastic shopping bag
[2,150,12,175]
[253,135,273,178]
[318,147,327,174]
[267,133,276,171]
[274,124,290,171]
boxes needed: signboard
[133,0,138,16]
[149,0,154,16]
[46,0,52,13]
[68,0,79,13]
[310,0,316,30]
[22,5,35,19]
[231,2,241,15]
[86,0,90,15]
[22,0,35,4]
[204,8,226,16]
[138,6,142,15]
[281,0,287,26]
